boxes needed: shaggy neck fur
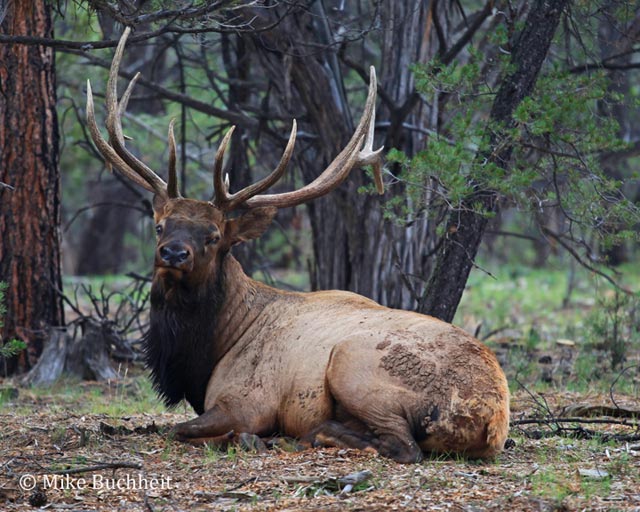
[144,259,226,415]
[143,254,276,415]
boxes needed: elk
[86,28,509,463]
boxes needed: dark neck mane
[144,264,225,415]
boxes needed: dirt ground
[1,385,639,512]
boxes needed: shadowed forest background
[1,1,639,510]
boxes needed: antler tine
[117,69,139,123]
[86,80,157,193]
[101,27,169,198]
[167,119,179,198]
[212,126,236,206]
[212,121,297,211]
[357,67,384,194]
[243,66,383,209]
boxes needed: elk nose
[159,243,190,266]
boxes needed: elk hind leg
[305,419,377,454]
[327,394,423,463]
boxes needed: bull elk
[86,28,509,463]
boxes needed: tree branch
[441,1,495,65]
[541,227,630,293]
[69,49,260,131]
[0,3,293,49]
[48,461,142,475]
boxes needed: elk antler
[212,66,384,211]
[86,27,175,199]
[87,28,384,208]
[212,123,298,210]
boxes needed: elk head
[86,28,383,299]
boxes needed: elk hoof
[377,435,423,464]
[237,432,267,453]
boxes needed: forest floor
[1,263,639,511]
[0,373,639,511]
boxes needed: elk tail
[484,400,510,457]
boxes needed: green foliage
[0,282,26,363]
[0,281,8,331]
[585,290,639,369]
[0,339,27,361]
[457,261,640,393]
[386,37,640,255]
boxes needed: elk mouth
[154,261,194,279]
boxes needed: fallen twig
[48,461,142,475]
[512,417,639,428]
[520,428,640,443]
[609,365,639,410]
[284,470,373,497]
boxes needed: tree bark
[24,320,119,386]
[0,1,64,372]
[420,0,569,322]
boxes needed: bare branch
[541,227,630,293]
[440,2,495,65]
[74,49,259,132]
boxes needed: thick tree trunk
[0,1,64,372]
[421,0,569,322]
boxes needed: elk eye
[206,235,220,246]
[155,225,163,236]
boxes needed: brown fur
[145,199,509,463]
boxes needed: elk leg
[304,419,378,454]
[237,432,268,453]
[170,406,270,453]
[325,345,424,463]
[332,410,423,464]
[375,429,423,463]
[177,431,235,447]
[329,402,423,463]
[170,405,238,441]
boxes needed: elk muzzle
[156,241,193,272]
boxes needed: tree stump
[23,319,119,386]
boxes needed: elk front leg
[171,405,238,444]
[170,404,270,452]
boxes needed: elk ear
[152,194,168,214]
[226,207,277,245]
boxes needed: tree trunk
[0,1,64,372]
[596,2,640,266]
[75,177,141,275]
[244,2,436,310]
[421,0,569,322]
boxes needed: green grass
[502,432,627,507]
[203,443,240,465]
[1,373,167,417]
[457,260,640,393]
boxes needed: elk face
[152,196,276,293]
